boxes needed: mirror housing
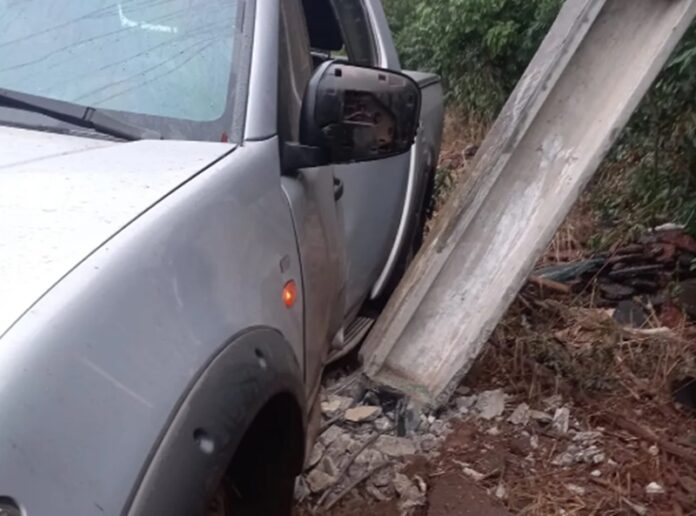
[283,61,421,171]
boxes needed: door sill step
[327,316,374,364]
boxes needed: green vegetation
[384,0,561,116]
[384,0,696,240]
[593,27,696,240]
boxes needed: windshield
[0,0,248,141]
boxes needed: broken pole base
[361,0,696,408]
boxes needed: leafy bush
[384,0,561,118]
[383,0,696,236]
[593,25,696,237]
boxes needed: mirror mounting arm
[281,142,330,174]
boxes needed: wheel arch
[126,327,306,516]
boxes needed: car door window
[300,0,377,67]
[278,0,379,142]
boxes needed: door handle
[333,177,344,201]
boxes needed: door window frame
[278,0,314,143]
[330,0,379,67]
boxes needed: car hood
[0,125,235,336]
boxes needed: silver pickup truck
[0,1,443,514]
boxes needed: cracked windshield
[0,0,243,123]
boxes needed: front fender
[128,327,304,515]
[0,138,305,516]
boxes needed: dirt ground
[301,289,696,515]
[296,115,696,516]
[297,222,696,515]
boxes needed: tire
[208,468,294,516]
[226,459,295,516]
[208,396,302,516]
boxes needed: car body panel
[292,0,415,317]
[0,137,303,515]
[281,170,346,395]
[335,153,410,315]
[128,327,305,515]
[0,0,444,512]
[371,72,445,299]
[0,125,234,336]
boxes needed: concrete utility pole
[362,0,696,408]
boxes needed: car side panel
[330,0,411,316]
[281,170,346,397]
[335,153,410,316]
[0,138,303,516]
[378,75,444,297]
[407,72,445,171]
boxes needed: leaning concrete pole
[362,0,696,407]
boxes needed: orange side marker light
[283,280,297,308]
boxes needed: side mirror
[283,61,421,171]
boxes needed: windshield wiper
[0,88,161,141]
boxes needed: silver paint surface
[0,137,303,515]
[0,125,233,336]
[371,72,444,299]
[0,0,444,512]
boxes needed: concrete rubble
[393,473,427,511]
[552,407,570,434]
[474,389,507,420]
[551,431,606,467]
[321,396,353,418]
[298,386,450,512]
[645,482,665,495]
[306,468,336,494]
[344,405,381,423]
[494,483,507,500]
[564,483,586,496]
[508,403,530,426]
[376,435,417,458]
[299,381,615,514]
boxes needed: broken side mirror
[283,61,421,172]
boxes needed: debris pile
[297,226,696,515]
[532,225,696,329]
[298,380,618,514]
[297,381,655,515]
[296,376,452,514]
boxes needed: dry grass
[539,200,598,267]
[429,105,696,515]
[489,293,696,396]
[439,108,490,158]
[430,109,490,216]
[463,284,696,515]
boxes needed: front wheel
[206,397,302,516]
[207,482,234,516]
[208,470,295,516]
[207,473,294,516]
